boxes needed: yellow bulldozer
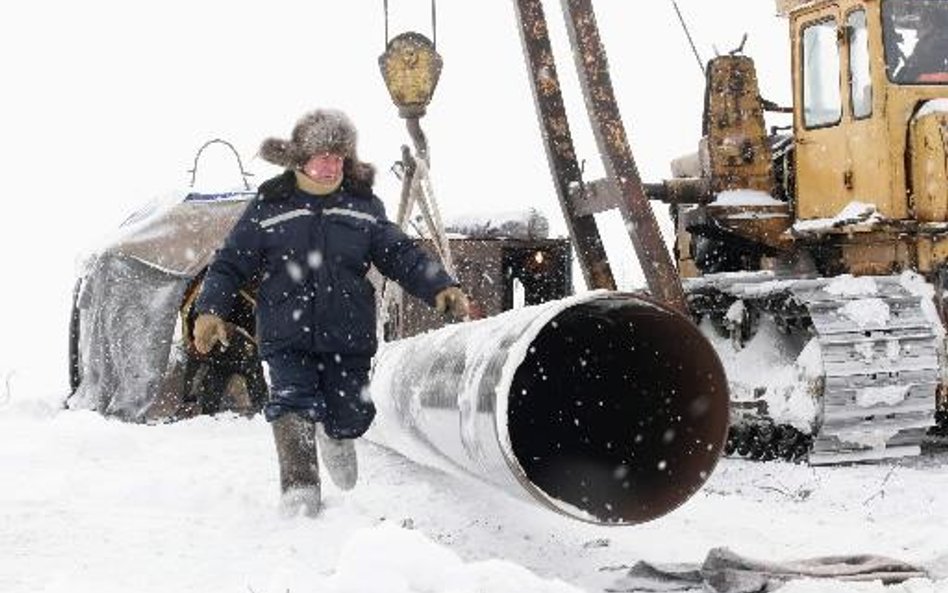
[665,0,948,279]
[642,0,948,463]
[515,0,948,464]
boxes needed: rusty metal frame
[513,0,616,290]
[513,0,688,310]
[559,0,688,312]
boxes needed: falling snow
[5,1,948,591]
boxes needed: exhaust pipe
[369,292,729,525]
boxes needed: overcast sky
[0,0,790,394]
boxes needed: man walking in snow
[191,108,469,516]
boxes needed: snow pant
[263,350,375,439]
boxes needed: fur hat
[259,109,375,188]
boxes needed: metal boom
[514,0,688,312]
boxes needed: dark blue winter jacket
[195,171,456,358]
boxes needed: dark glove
[434,286,470,321]
[193,313,229,355]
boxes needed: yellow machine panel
[705,57,774,194]
[911,111,948,222]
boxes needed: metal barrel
[369,292,730,525]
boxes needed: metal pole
[560,0,689,313]
[670,0,706,76]
[512,0,617,291]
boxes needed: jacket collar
[257,170,297,201]
[258,170,373,201]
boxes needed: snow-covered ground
[3,390,948,593]
[3,2,948,591]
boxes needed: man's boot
[271,414,321,516]
[315,423,358,490]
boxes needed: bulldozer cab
[788,0,948,223]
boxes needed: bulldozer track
[686,272,944,465]
[725,420,812,463]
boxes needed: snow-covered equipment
[68,140,266,421]
[443,209,550,241]
[384,237,573,339]
[513,0,948,463]
[370,291,729,525]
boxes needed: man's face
[302,152,345,185]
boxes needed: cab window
[883,0,948,84]
[802,18,843,128]
[848,10,872,118]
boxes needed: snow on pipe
[368,292,730,525]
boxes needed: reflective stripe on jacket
[195,171,456,357]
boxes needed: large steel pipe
[369,292,729,525]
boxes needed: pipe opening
[507,295,729,524]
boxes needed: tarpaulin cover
[67,191,252,421]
